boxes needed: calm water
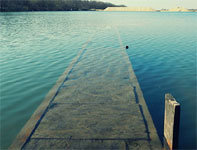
[0,12,196,149]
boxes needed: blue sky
[102,0,197,9]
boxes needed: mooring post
[164,93,180,150]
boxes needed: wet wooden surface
[10,28,162,150]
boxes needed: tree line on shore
[0,0,125,12]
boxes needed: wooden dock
[10,28,162,150]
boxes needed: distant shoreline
[103,7,197,12]
[1,6,197,13]
[0,0,125,12]
[1,9,197,13]
[1,0,196,13]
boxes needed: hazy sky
[101,0,197,9]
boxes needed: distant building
[188,9,197,12]
[168,7,189,12]
[160,9,168,12]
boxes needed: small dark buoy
[126,46,129,49]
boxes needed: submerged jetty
[10,28,162,150]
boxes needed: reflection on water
[0,12,196,149]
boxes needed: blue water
[0,12,196,149]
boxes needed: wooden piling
[164,93,180,150]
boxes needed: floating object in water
[126,46,129,49]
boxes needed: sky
[101,0,197,9]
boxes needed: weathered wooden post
[164,93,180,150]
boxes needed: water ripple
[0,11,197,150]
